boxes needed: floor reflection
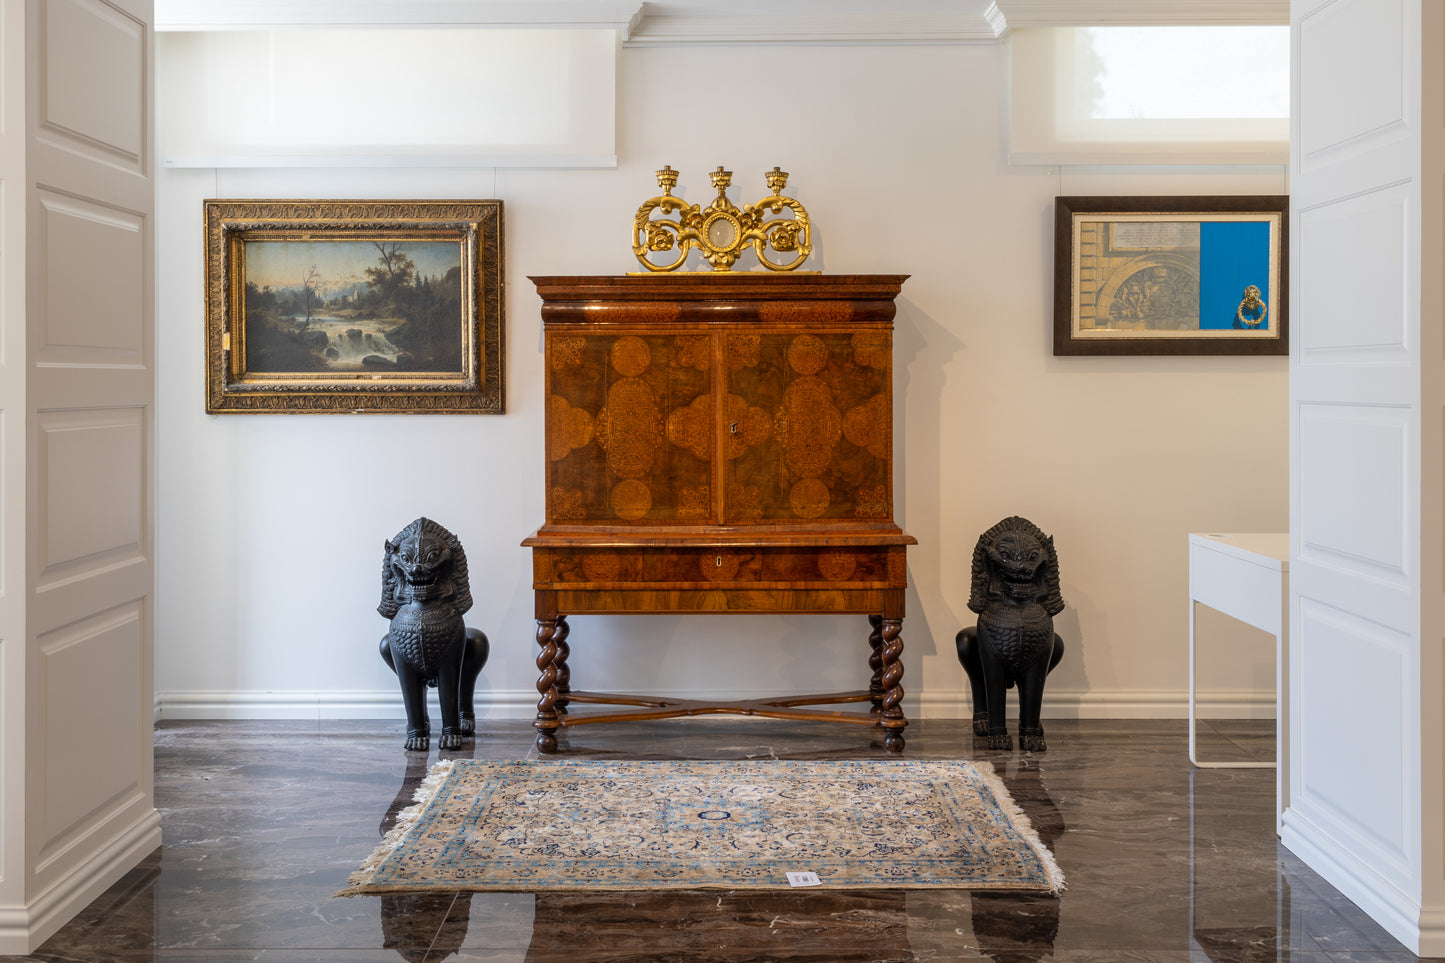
[378,749,474,963]
[524,891,911,962]
[381,892,464,963]
[3,719,1428,963]
[1190,765,1283,962]
[969,757,1061,963]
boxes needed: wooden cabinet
[524,274,915,751]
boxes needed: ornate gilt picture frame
[204,199,504,413]
[1054,195,1287,356]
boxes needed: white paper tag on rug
[786,872,822,887]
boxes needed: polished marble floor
[3,715,1436,962]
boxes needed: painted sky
[243,240,463,292]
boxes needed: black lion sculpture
[955,516,1065,751]
[379,517,489,751]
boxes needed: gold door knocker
[1236,284,1268,329]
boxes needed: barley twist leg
[867,614,885,715]
[879,616,907,752]
[553,616,571,715]
[534,618,563,752]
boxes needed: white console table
[1187,533,1289,821]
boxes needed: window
[1009,25,1289,165]
[158,28,618,168]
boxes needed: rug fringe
[969,759,1066,895]
[335,758,457,897]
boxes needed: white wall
[154,37,1289,722]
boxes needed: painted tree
[366,242,417,301]
[298,265,327,329]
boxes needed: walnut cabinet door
[720,330,893,525]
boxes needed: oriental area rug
[339,759,1063,896]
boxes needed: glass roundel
[702,212,741,252]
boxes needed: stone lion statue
[378,517,489,751]
[955,516,1065,751]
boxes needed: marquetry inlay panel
[725,332,892,523]
[545,304,893,526]
[547,332,713,524]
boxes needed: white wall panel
[1298,0,1405,165]
[1287,0,1442,951]
[1297,403,1409,579]
[1296,597,1411,865]
[1298,185,1409,355]
[0,633,5,881]
[0,410,7,596]
[1,0,156,952]
[38,192,143,362]
[39,0,145,168]
[36,603,143,861]
[36,409,143,577]
[0,0,22,922]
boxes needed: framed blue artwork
[1054,195,1287,356]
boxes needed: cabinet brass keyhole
[716,556,723,567]
[729,422,738,433]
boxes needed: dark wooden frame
[204,199,504,413]
[1053,195,1288,356]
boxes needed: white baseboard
[1281,811,1431,955]
[915,686,1275,720]
[153,688,513,721]
[0,810,161,955]
[154,686,1276,722]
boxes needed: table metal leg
[1189,597,1275,770]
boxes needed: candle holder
[632,165,813,273]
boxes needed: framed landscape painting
[204,199,504,412]
[1053,195,1287,356]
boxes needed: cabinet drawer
[532,546,906,589]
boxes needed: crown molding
[990,0,1289,32]
[983,3,1010,38]
[156,0,1005,45]
[155,0,646,36]
[155,0,1288,42]
[623,7,1000,46]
